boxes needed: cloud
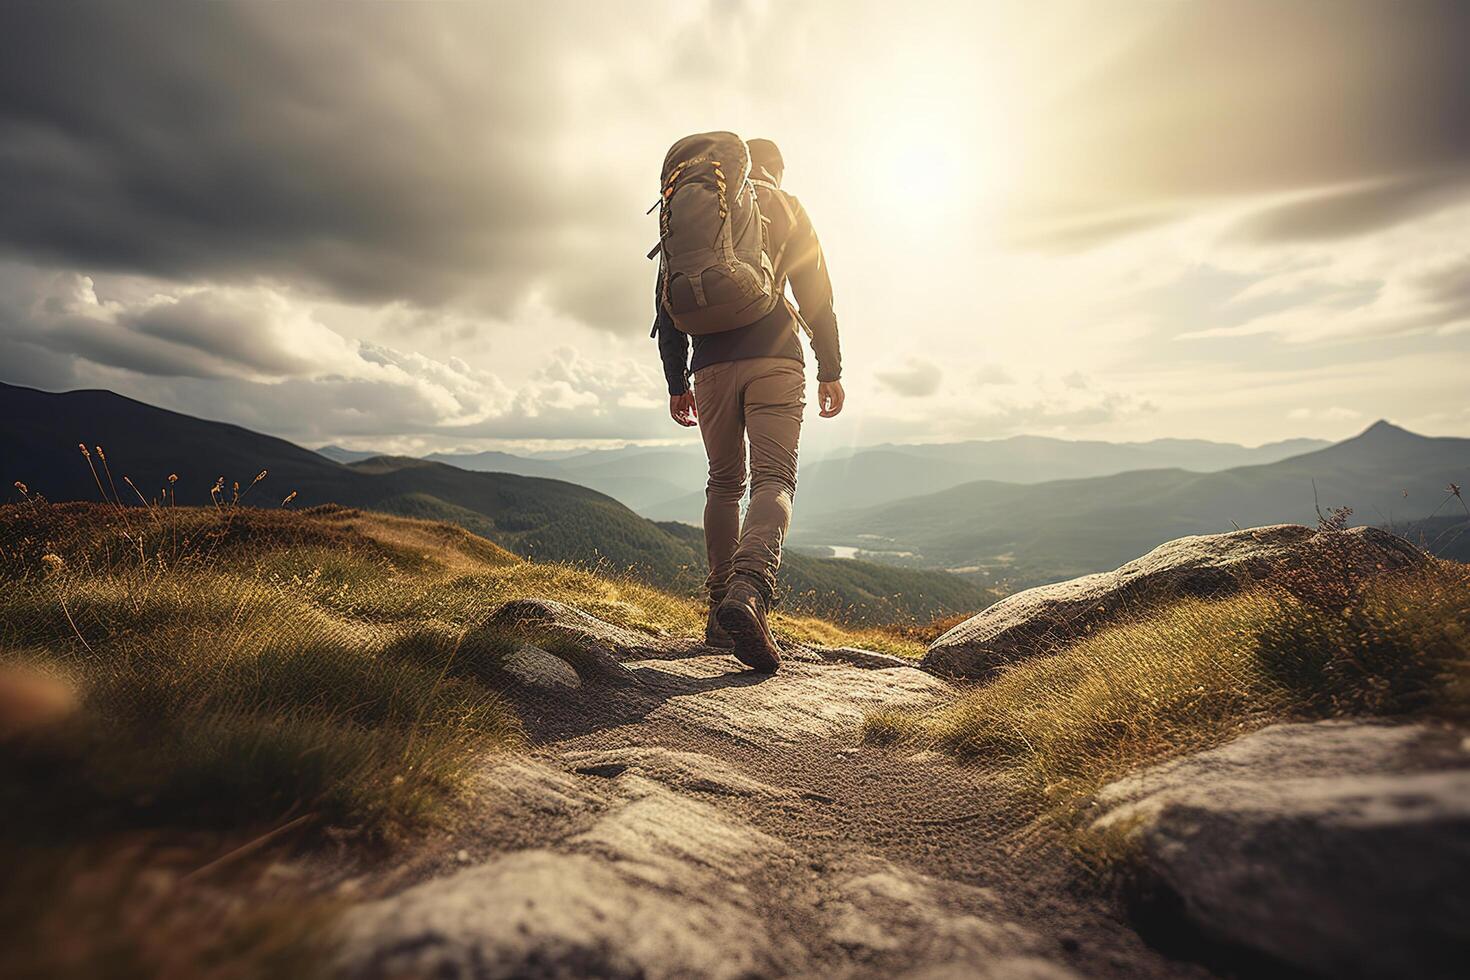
[0,261,673,445]
[1168,194,1470,345]
[0,2,657,335]
[1014,0,1470,243]
[1061,371,1089,390]
[873,389,1159,441]
[0,266,365,381]
[1288,406,1361,422]
[973,364,1014,386]
[0,1,1466,453]
[875,358,942,397]
[1229,173,1470,243]
[1001,391,1159,431]
[1410,257,1470,332]
[1007,207,1180,253]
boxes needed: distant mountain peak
[1301,418,1444,463]
[1351,419,1418,444]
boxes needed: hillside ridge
[797,418,1469,586]
[0,382,986,626]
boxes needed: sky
[1,0,1468,455]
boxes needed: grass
[0,501,920,843]
[865,551,1470,835]
[0,498,922,976]
[0,502,529,977]
[0,503,528,843]
[6,840,338,980]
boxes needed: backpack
[648,132,780,335]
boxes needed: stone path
[333,601,1211,980]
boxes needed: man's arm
[652,263,691,395]
[782,194,842,385]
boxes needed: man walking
[653,136,844,673]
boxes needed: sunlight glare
[846,89,1007,237]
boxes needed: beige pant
[692,356,805,602]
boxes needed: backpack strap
[750,181,811,339]
[751,181,799,278]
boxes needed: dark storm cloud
[1018,0,1470,246]
[0,2,640,331]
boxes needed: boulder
[826,859,1051,968]
[482,598,651,685]
[338,778,804,979]
[487,597,679,659]
[1090,720,1470,979]
[340,754,1072,980]
[339,848,777,980]
[924,525,1425,679]
[499,643,581,690]
[815,645,921,670]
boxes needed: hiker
[650,133,844,673]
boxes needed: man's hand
[817,380,845,418]
[670,390,698,427]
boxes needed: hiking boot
[704,601,734,649]
[716,575,781,672]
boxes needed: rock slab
[1090,720,1470,979]
[338,770,798,979]
[338,752,1073,979]
[924,524,1425,679]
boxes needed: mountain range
[793,420,1470,586]
[639,434,1331,524]
[7,381,1464,608]
[0,382,986,625]
[425,447,709,513]
[341,433,1331,523]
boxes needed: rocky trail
[331,598,1209,980]
[328,526,1470,979]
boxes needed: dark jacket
[654,180,842,396]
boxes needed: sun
[846,103,1006,234]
